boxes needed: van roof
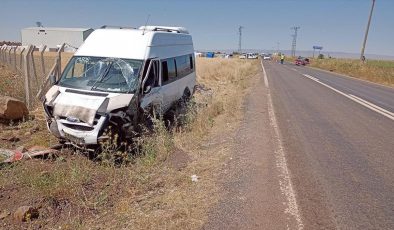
[75,27,193,60]
[138,26,189,34]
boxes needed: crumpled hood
[47,86,135,126]
[53,92,106,126]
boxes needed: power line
[360,0,376,60]
[291,26,300,57]
[238,26,244,53]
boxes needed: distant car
[295,57,310,66]
[239,54,246,59]
[246,53,258,59]
[263,55,271,60]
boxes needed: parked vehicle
[206,52,215,58]
[263,54,272,60]
[43,26,196,147]
[295,57,310,66]
[239,54,246,59]
[246,53,259,59]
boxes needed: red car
[295,57,310,66]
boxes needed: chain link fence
[0,44,73,108]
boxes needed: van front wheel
[181,88,191,104]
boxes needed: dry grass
[309,58,394,87]
[176,58,260,146]
[0,57,260,229]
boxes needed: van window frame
[161,53,195,86]
[141,58,161,94]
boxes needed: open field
[0,58,260,229]
[309,58,394,87]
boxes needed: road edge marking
[266,62,304,230]
[302,74,394,121]
[261,61,269,88]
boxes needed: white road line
[261,61,269,88]
[302,74,394,121]
[303,74,319,82]
[348,94,394,119]
[266,63,304,229]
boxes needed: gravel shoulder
[204,70,301,229]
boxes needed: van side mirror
[49,75,56,85]
[144,85,152,94]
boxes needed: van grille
[62,123,94,131]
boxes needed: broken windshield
[58,56,143,93]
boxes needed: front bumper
[52,116,107,145]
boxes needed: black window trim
[161,53,195,86]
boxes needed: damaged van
[43,26,196,147]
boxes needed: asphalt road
[265,60,394,229]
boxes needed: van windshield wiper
[90,62,113,90]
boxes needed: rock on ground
[13,206,39,222]
[0,96,29,121]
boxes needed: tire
[180,88,191,105]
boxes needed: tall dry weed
[174,58,260,149]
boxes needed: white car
[246,53,258,59]
[43,26,196,147]
[263,55,271,60]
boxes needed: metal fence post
[0,46,5,62]
[23,45,34,108]
[56,43,65,80]
[31,46,38,88]
[3,46,7,62]
[8,46,12,66]
[19,47,25,71]
[13,47,17,71]
[4,46,8,65]
[0,46,3,62]
[2,46,6,62]
[2,46,6,64]
[40,45,47,76]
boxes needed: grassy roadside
[0,58,260,229]
[309,58,394,87]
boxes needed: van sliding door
[160,58,179,111]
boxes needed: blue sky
[1,0,393,56]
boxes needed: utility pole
[238,26,244,53]
[360,0,376,60]
[291,26,300,57]
[277,42,280,54]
